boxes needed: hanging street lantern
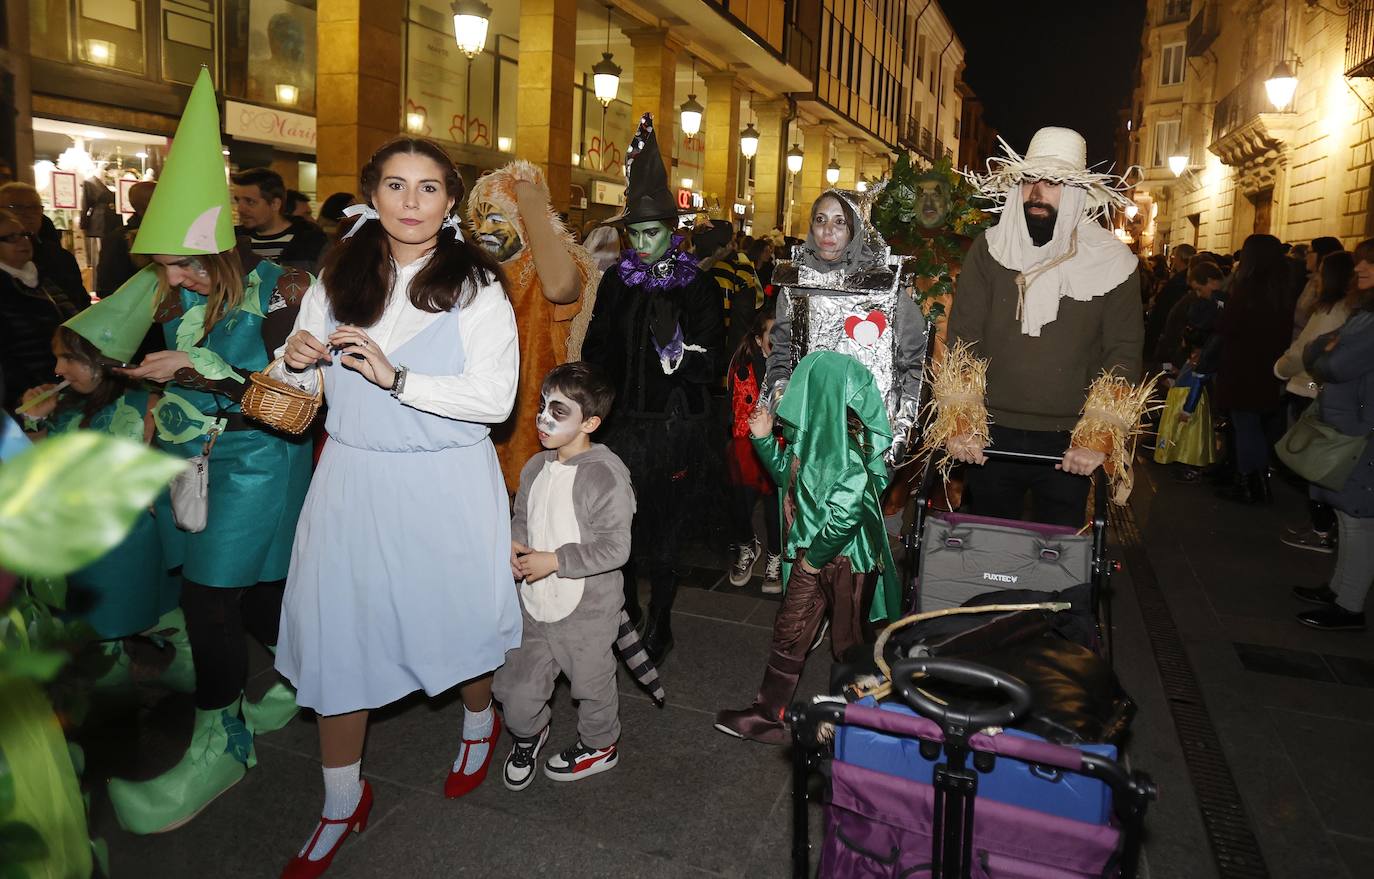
[787,143,804,175]
[1264,60,1298,110]
[739,122,760,159]
[680,57,704,137]
[593,53,622,107]
[452,0,492,60]
[592,5,621,108]
[826,157,841,186]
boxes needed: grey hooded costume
[763,186,928,463]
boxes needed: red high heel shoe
[280,780,373,879]
[444,711,501,798]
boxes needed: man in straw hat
[945,126,1142,525]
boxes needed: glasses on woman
[0,231,34,243]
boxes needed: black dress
[581,254,725,600]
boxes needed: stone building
[1125,0,1374,254]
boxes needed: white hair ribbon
[443,213,465,242]
[340,203,379,239]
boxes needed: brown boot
[714,649,806,745]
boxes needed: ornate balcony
[1347,0,1374,78]
[1209,69,1297,193]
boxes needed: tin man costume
[763,185,927,463]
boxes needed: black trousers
[180,578,285,710]
[963,426,1092,528]
[731,486,782,555]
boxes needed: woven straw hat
[966,126,1135,220]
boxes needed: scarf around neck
[1,260,40,289]
[986,186,1136,337]
[616,235,699,291]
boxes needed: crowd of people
[2,70,1372,878]
[1139,234,1374,632]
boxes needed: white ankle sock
[454,701,494,774]
[301,762,362,860]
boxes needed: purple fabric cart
[790,659,1156,879]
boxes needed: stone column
[791,124,830,235]
[702,70,740,218]
[517,0,577,211]
[316,0,403,199]
[626,27,680,181]
[751,99,786,233]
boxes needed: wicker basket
[241,356,323,436]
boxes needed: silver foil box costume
[767,185,928,464]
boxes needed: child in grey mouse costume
[494,361,653,790]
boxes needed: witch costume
[581,113,725,662]
[764,186,927,464]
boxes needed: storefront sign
[676,188,704,210]
[224,101,317,153]
[592,180,626,207]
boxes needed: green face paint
[627,221,672,263]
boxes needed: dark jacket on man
[95,212,144,296]
[947,232,1144,432]
[236,217,328,274]
[1143,269,1187,368]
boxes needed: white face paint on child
[536,389,584,448]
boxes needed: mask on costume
[536,389,584,448]
[473,200,524,261]
[913,174,953,230]
[627,221,672,264]
[810,196,852,263]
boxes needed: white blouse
[286,256,519,423]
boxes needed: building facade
[3,0,974,265]
[1128,0,1374,255]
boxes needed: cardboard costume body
[765,186,927,463]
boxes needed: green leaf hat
[132,67,235,255]
[61,265,160,365]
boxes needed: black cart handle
[891,657,1034,732]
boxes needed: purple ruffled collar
[616,236,699,291]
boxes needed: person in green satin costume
[714,351,898,744]
[17,314,191,692]
[102,69,314,836]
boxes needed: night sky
[939,0,1147,167]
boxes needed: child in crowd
[493,362,636,789]
[19,319,191,691]
[1153,349,1214,471]
[725,306,783,592]
[715,351,901,744]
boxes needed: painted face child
[536,387,602,460]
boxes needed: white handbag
[169,429,217,533]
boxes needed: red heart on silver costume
[843,311,888,348]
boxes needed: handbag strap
[201,426,220,458]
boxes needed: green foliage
[0,432,185,579]
[873,154,994,324]
[0,432,183,879]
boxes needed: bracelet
[389,364,409,398]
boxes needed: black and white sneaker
[543,740,618,782]
[502,726,550,792]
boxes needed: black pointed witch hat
[607,113,684,225]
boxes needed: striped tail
[613,610,665,707]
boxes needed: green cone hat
[61,265,160,364]
[133,68,234,255]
